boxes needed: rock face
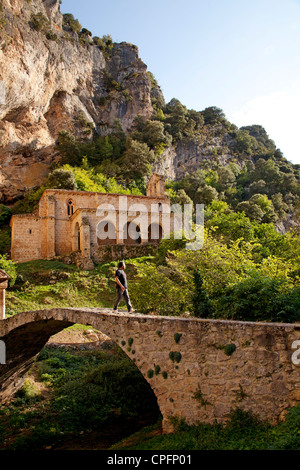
[156,127,237,181]
[0,0,156,202]
[1,0,294,211]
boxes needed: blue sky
[60,0,300,165]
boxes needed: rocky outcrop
[156,125,238,181]
[0,0,293,208]
[0,0,155,202]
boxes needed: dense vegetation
[0,344,160,450]
[129,204,300,322]
[112,405,300,450]
[51,106,300,226]
[2,219,299,323]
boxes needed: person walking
[112,261,135,313]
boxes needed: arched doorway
[74,222,81,251]
[123,222,141,245]
[97,221,116,246]
[148,223,163,243]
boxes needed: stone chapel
[10,173,172,264]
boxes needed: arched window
[67,200,74,216]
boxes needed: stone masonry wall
[10,185,171,263]
[10,215,41,262]
[0,309,299,433]
[94,244,157,263]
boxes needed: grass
[111,406,300,450]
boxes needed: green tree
[131,119,168,153]
[236,194,277,224]
[130,262,191,316]
[195,184,218,205]
[95,136,114,161]
[109,119,127,157]
[0,227,11,256]
[216,166,236,191]
[164,99,187,141]
[192,269,213,317]
[206,210,255,243]
[271,193,289,219]
[171,189,193,208]
[0,205,11,228]
[185,109,204,135]
[240,124,276,153]
[249,179,267,196]
[120,139,156,182]
[250,194,277,223]
[254,159,281,194]
[201,106,225,125]
[180,170,206,202]
[215,270,299,323]
[56,131,81,166]
[233,129,258,156]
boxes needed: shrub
[93,36,105,48]
[0,205,11,228]
[169,351,182,363]
[0,226,11,255]
[215,271,300,322]
[62,13,81,34]
[191,269,213,318]
[30,13,50,32]
[11,186,46,215]
[46,30,58,41]
[47,169,77,190]
[52,353,160,431]
[201,106,226,125]
[0,254,17,286]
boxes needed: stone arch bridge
[0,308,299,432]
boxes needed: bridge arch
[0,308,299,433]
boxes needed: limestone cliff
[156,126,237,181]
[0,0,158,202]
[0,0,297,216]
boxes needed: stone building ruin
[10,173,172,265]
